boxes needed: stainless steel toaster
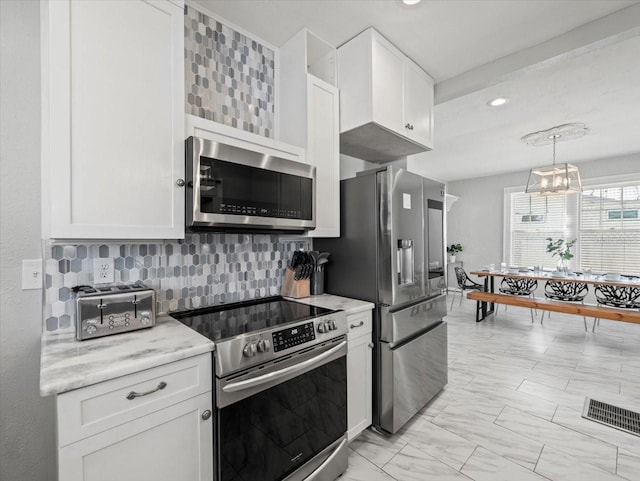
[74,284,156,340]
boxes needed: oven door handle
[222,341,347,393]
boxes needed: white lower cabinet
[56,354,213,481]
[58,393,212,481]
[346,310,373,441]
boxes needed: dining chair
[543,281,589,330]
[498,277,538,322]
[593,284,640,332]
[450,267,484,310]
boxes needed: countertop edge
[40,318,214,397]
[39,343,213,397]
[340,303,376,315]
[287,294,375,315]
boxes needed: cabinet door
[370,32,404,134]
[347,332,373,441]
[58,393,213,481]
[42,0,185,239]
[306,76,340,237]
[403,59,434,149]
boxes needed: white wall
[446,154,640,273]
[340,153,377,179]
[0,2,56,480]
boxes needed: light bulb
[487,97,510,107]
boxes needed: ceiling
[197,0,640,181]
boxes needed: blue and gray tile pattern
[44,234,310,333]
[184,5,275,138]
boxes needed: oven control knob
[257,339,270,353]
[243,342,257,357]
[328,319,337,331]
[317,322,328,333]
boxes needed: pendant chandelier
[522,123,588,195]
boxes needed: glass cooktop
[170,296,333,342]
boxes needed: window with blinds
[509,192,570,268]
[506,179,640,274]
[580,183,640,273]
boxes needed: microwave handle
[222,341,347,393]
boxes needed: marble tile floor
[341,299,640,481]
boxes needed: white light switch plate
[22,259,43,290]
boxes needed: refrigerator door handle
[379,293,447,344]
[380,292,443,315]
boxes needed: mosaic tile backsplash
[44,234,310,333]
[185,5,275,138]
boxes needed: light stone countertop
[40,295,372,396]
[290,294,375,316]
[40,316,214,396]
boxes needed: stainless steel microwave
[185,136,316,231]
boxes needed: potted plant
[447,243,463,263]
[545,237,576,272]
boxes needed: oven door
[216,338,347,481]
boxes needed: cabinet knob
[176,179,186,187]
[368,343,374,349]
[202,409,212,421]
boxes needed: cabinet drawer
[57,353,211,447]
[347,310,372,341]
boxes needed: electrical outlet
[93,258,114,284]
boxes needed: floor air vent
[582,398,640,437]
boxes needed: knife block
[281,267,310,298]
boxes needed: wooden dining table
[468,269,640,321]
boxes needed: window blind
[509,192,568,268]
[506,180,640,274]
[580,184,640,273]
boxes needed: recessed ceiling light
[487,97,510,107]
[403,0,422,5]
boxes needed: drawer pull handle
[126,381,167,400]
[201,410,212,421]
[350,320,365,329]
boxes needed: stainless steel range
[171,296,348,481]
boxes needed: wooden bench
[467,291,640,325]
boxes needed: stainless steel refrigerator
[315,166,447,434]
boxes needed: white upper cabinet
[41,0,185,240]
[370,35,405,135]
[338,28,434,162]
[403,59,435,148]
[279,29,340,237]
